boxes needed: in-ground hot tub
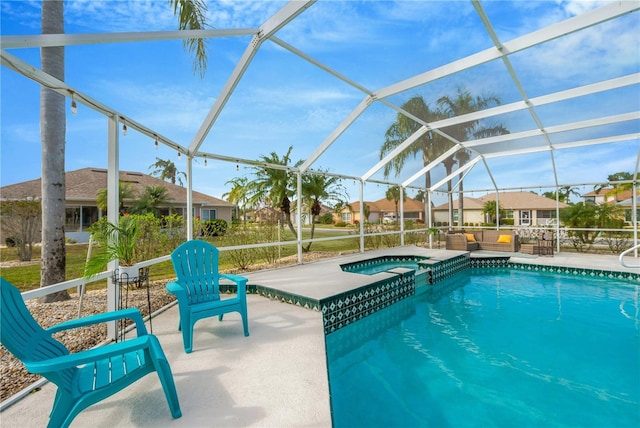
[340,255,431,275]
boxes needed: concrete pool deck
[1,247,638,427]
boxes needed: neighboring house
[433,191,568,227]
[582,188,640,224]
[335,197,425,224]
[245,207,280,224]
[0,167,234,243]
[582,188,638,205]
[291,202,333,226]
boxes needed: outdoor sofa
[446,230,519,252]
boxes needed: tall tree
[542,186,579,203]
[149,157,186,187]
[169,0,209,77]
[299,170,348,251]
[380,96,448,193]
[362,202,371,223]
[441,155,457,227]
[38,0,208,301]
[247,146,297,236]
[437,87,509,226]
[40,0,69,302]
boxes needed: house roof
[348,197,424,213]
[433,191,568,210]
[0,167,232,207]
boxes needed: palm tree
[481,200,505,225]
[169,0,209,77]
[38,1,208,301]
[362,202,371,223]
[299,170,348,251]
[39,0,68,302]
[149,158,186,187]
[543,186,579,203]
[437,87,509,226]
[223,176,251,225]
[380,96,449,192]
[385,185,405,222]
[133,186,169,216]
[441,154,457,228]
[96,181,137,215]
[247,146,297,236]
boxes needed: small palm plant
[84,216,139,278]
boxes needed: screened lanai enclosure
[1,1,639,267]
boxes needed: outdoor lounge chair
[0,278,181,428]
[167,240,249,353]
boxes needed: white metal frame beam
[0,28,257,49]
[374,1,639,100]
[188,0,316,154]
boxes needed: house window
[625,208,640,223]
[537,210,557,219]
[65,207,80,230]
[505,210,514,219]
[201,209,217,220]
[342,212,351,222]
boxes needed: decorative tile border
[508,263,640,283]
[426,254,470,284]
[321,272,415,334]
[471,257,510,268]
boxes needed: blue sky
[1,0,638,206]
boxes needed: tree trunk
[40,0,70,302]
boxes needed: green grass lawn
[0,227,363,292]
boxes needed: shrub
[201,219,228,237]
[222,227,257,270]
[5,237,15,247]
[335,221,347,227]
[319,213,334,224]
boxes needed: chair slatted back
[0,278,76,387]
[171,240,221,304]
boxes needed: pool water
[325,269,640,427]
[348,261,426,275]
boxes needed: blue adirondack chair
[0,278,181,428]
[167,240,249,353]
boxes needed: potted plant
[84,215,145,284]
[427,227,441,248]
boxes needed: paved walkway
[1,247,637,427]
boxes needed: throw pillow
[497,234,511,244]
[465,233,476,242]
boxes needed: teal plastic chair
[0,278,181,428]
[167,240,249,353]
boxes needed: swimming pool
[325,268,640,427]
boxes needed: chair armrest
[47,308,147,336]
[25,336,152,374]
[220,274,248,293]
[220,273,247,284]
[166,280,184,294]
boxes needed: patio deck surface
[1,247,637,427]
